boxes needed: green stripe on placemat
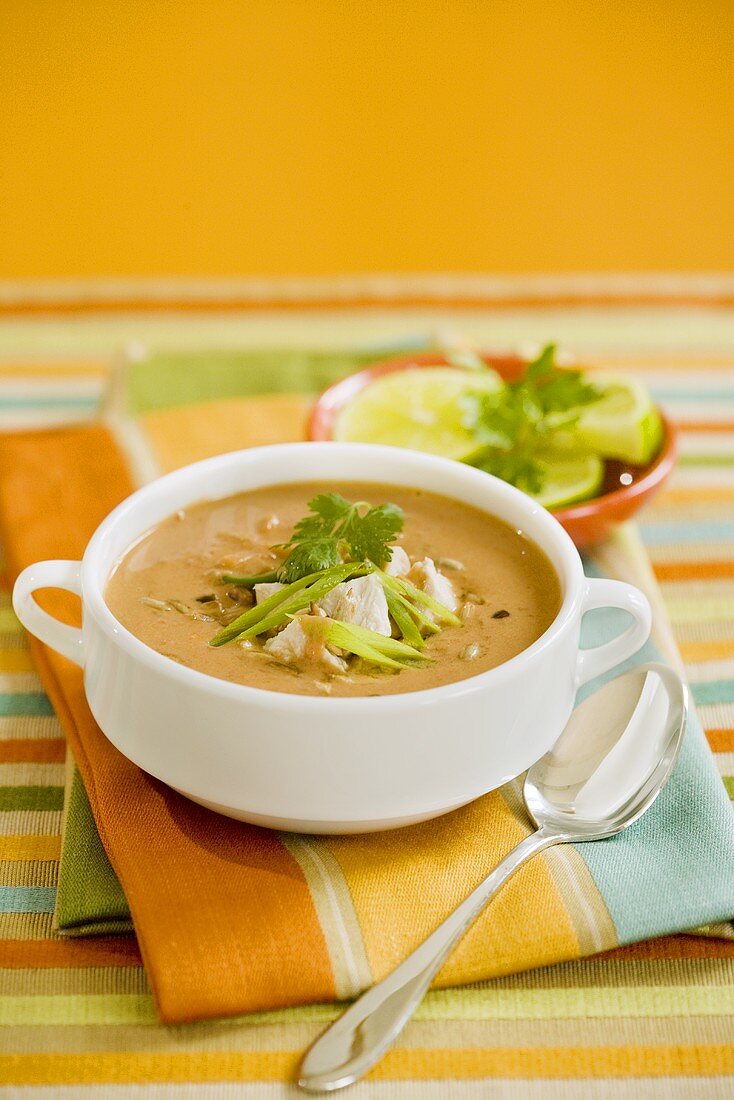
[0,786,64,811]
[126,349,413,415]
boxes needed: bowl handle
[12,561,84,668]
[576,578,652,687]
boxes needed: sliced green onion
[384,588,425,649]
[392,576,463,627]
[307,617,431,670]
[236,573,352,640]
[380,579,440,635]
[376,570,448,632]
[221,569,279,588]
[299,616,403,670]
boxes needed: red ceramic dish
[308,353,677,550]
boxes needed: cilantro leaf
[524,345,601,416]
[288,493,351,541]
[276,494,404,582]
[277,536,342,582]
[462,344,601,495]
[338,502,404,565]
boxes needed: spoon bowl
[525,663,687,840]
[299,662,688,1093]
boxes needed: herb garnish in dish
[276,493,404,582]
[461,345,601,496]
[211,495,462,672]
[222,493,404,585]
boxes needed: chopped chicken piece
[254,582,286,604]
[383,545,410,577]
[319,573,391,636]
[264,619,346,672]
[408,557,459,614]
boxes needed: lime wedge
[333,367,504,459]
[533,453,604,509]
[573,374,663,466]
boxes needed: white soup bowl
[12,443,651,833]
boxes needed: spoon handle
[298,828,561,1093]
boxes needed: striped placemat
[1,286,733,1096]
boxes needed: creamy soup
[105,482,561,697]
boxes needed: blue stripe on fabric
[0,694,54,717]
[0,396,99,409]
[574,559,734,942]
[0,886,56,913]
[691,680,734,706]
[649,388,734,402]
[640,520,734,544]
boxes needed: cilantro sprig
[462,344,601,495]
[276,493,404,583]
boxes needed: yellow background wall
[1,1,732,278]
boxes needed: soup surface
[105,482,561,697]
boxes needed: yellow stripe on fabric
[370,1045,734,1081]
[0,650,34,672]
[140,394,312,473]
[0,362,109,378]
[680,640,734,663]
[0,834,60,860]
[0,1052,288,1086]
[2,1044,734,1084]
[324,792,581,987]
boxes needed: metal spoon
[299,662,688,1093]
